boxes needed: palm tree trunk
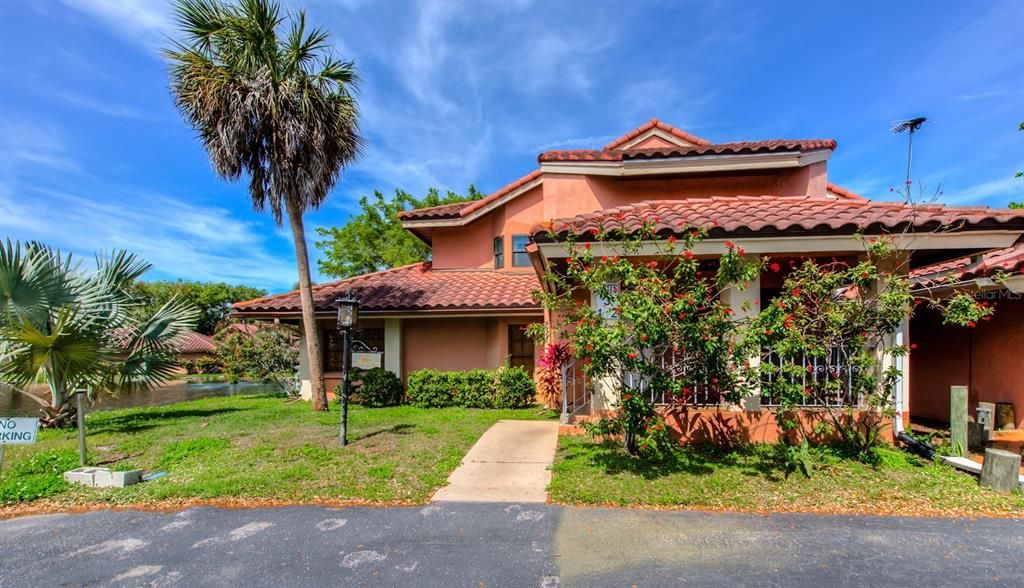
[285,197,327,411]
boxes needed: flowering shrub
[535,219,760,458]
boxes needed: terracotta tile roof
[112,328,216,354]
[825,182,866,200]
[912,242,1024,285]
[173,330,217,354]
[539,139,837,163]
[398,170,542,222]
[233,263,541,315]
[603,118,711,150]
[531,196,1024,241]
[396,201,473,221]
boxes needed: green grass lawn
[1,395,552,508]
[550,436,1024,516]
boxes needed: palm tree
[165,0,363,411]
[0,240,199,428]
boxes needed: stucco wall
[910,297,1024,428]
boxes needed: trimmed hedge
[356,368,404,407]
[407,367,535,409]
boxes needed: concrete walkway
[432,419,559,503]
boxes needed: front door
[508,325,535,375]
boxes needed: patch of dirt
[0,497,422,521]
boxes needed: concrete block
[980,448,1022,494]
[64,467,143,488]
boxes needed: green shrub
[0,448,78,504]
[406,367,536,409]
[194,356,220,374]
[493,366,536,408]
[354,368,404,407]
[459,369,495,408]
[180,359,198,374]
[407,369,458,408]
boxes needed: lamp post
[335,292,358,447]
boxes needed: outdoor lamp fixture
[336,292,358,447]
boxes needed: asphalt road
[1,503,1022,587]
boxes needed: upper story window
[494,236,504,269]
[512,235,531,267]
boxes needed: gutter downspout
[893,326,906,435]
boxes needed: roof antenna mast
[891,116,928,192]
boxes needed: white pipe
[893,327,906,434]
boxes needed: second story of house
[398,119,857,272]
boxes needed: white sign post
[0,417,40,471]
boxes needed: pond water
[0,380,284,417]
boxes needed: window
[592,282,621,319]
[508,325,535,374]
[323,328,384,372]
[512,235,530,267]
[493,236,504,269]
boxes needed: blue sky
[1,0,1021,293]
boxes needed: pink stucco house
[233,119,1024,438]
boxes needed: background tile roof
[233,263,541,314]
[603,118,711,149]
[399,170,542,222]
[912,242,1024,285]
[532,196,1024,240]
[539,139,837,163]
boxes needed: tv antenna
[891,117,927,191]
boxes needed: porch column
[871,253,911,433]
[384,318,402,378]
[722,255,762,409]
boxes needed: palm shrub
[0,240,199,427]
[165,0,362,411]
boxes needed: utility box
[976,404,995,442]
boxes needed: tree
[214,325,298,386]
[130,280,266,335]
[0,241,199,427]
[166,0,362,411]
[315,186,482,278]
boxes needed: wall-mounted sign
[0,417,39,444]
[352,352,383,370]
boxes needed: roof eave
[539,149,831,177]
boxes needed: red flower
[639,334,648,342]
[803,386,813,395]
[791,288,802,297]
[684,250,695,260]
[667,235,677,245]
[725,240,735,249]
[622,393,633,401]
[770,262,781,272]
[737,247,746,255]
[583,357,591,365]
[600,256,608,263]
[627,352,638,359]
[584,242,591,250]
[910,343,918,350]
[678,312,687,319]
[647,261,658,268]
[967,321,977,328]
[590,228,599,236]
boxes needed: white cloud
[939,177,1024,206]
[953,90,1009,102]
[2,184,298,291]
[49,90,151,120]
[62,0,174,52]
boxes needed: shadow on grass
[563,439,796,481]
[353,423,416,442]
[87,407,245,434]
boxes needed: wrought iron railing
[560,345,866,416]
